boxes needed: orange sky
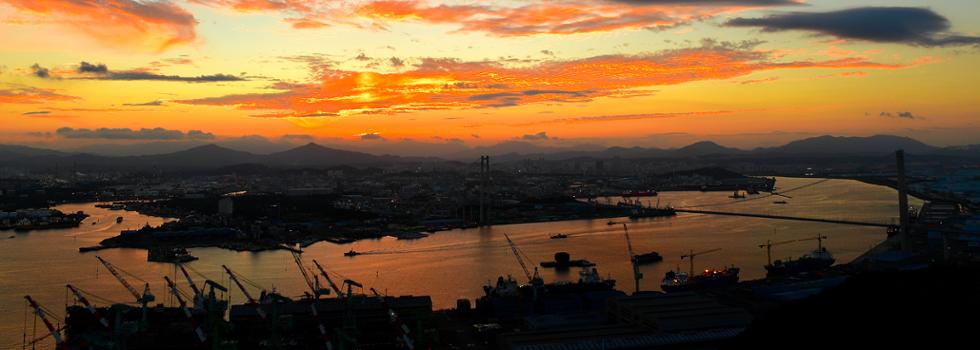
[2,0,978,150]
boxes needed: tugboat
[660,248,739,292]
[763,235,835,277]
[550,233,569,239]
[343,249,361,257]
[115,216,123,223]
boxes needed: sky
[1,0,978,154]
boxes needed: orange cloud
[2,0,197,52]
[191,0,793,35]
[177,46,903,118]
[0,87,79,104]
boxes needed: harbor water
[0,177,921,349]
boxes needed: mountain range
[0,134,976,171]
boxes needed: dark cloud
[389,57,405,67]
[30,64,50,78]
[56,127,213,140]
[281,134,315,141]
[123,100,164,106]
[521,132,550,141]
[359,132,384,140]
[880,111,922,119]
[726,7,980,47]
[22,111,50,116]
[78,61,108,74]
[74,61,246,82]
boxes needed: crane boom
[291,251,318,297]
[66,284,110,329]
[680,248,722,276]
[222,265,267,319]
[504,234,533,282]
[24,295,64,346]
[178,264,202,299]
[97,256,145,303]
[759,239,798,265]
[622,224,636,257]
[164,276,207,343]
[370,288,414,350]
[312,259,344,299]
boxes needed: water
[0,177,920,349]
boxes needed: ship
[765,247,835,277]
[729,190,746,199]
[622,190,658,197]
[661,266,740,292]
[344,249,361,257]
[147,247,198,263]
[773,200,788,204]
[540,252,594,269]
[631,251,663,264]
[550,233,568,239]
[116,216,124,223]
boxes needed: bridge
[673,208,894,228]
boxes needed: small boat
[540,252,595,269]
[344,250,361,257]
[631,251,663,264]
[729,190,746,199]
[607,220,616,225]
[773,200,788,204]
[115,216,123,223]
[7,235,14,239]
[550,233,568,239]
[92,221,97,225]
[147,247,198,263]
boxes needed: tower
[479,155,490,226]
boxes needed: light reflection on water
[0,177,921,349]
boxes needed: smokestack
[896,150,910,250]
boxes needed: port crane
[680,248,721,276]
[24,295,65,349]
[291,251,328,299]
[622,224,642,294]
[66,284,111,330]
[503,234,541,285]
[97,256,154,329]
[164,276,207,343]
[313,259,345,299]
[370,288,414,350]
[222,265,267,319]
[758,239,799,266]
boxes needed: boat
[628,206,676,219]
[394,231,429,240]
[631,251,663,264]
[116,216,123,223]
[550,233,568,239]
[747,189,760,195]
[607,220,616,225]
[344,250,361,257]
[729,190,746,199]
[540,252,594,269]
[661,266,740,292]
[765,248,835,277]
[147,247,198,263]
[773,200,788,204]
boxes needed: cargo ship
[661,266,740,292]
[765,247,835,277]
[631,251,663,264]
[540,252,595,269]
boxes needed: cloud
[30,64,50,78]
[726,7,980,47]
[22,111,50,116]
[0,87,79,104]
[3,0,198,52]
[55,127,213,140]
[389,57,405,67]
[192,0,797,36]
[176,43,904,117]
[521,132,550,141]
[123,100,165,106]
[71,61,245,82]
[359,132,384,140]
[880,111,922,120]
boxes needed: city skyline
[2,0,979,150]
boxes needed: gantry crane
[24,295,65,349]
[680,248,722,276]
[622,224,642,294]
